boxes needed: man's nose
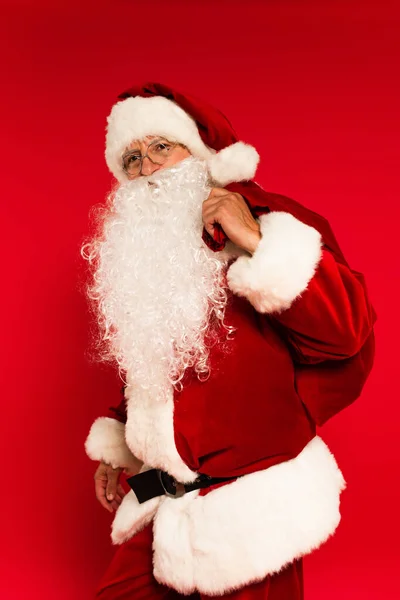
[140,156,161,176]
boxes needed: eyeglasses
[121,139,184,178]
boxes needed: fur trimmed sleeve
[227,211,376,363]
[84,387,141,471]
[84,416,140,470]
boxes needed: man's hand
[202,188,261,254]
[94,461,126,513]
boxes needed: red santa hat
[105,82,260,186]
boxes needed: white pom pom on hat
[105,82,260,186]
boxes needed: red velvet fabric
[95,523,304,600]
[171,242,375,476]
[106,243,374,478]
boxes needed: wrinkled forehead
[127,135,171,151]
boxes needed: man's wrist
[243,228,262,255]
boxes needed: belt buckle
[158,471,185,499]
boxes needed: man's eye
[126,155,140,164]
[155,143,170,151]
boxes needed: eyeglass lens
[122,140,177,176]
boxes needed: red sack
[202,180,377,426]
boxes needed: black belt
[126,468,237,504]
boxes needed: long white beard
[83,157,232,398]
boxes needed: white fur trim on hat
[105,96,260,186]
[208,142,260,186]
[227,211,323,314]
[84,416,141,471]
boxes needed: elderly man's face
[122,135,192,179]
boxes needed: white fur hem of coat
[150,435,345,596]
[111,465,162,544]
[84,416,141,471]
[227,211,323,314]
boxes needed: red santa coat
[85,184,376,596]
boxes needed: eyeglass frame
[121,138,187,178]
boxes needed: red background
[1,1,398,598]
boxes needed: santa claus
[83,82,376,599]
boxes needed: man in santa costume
[83,82,376,599]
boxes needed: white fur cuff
[227,211,323,313]
[84,416,139,470]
